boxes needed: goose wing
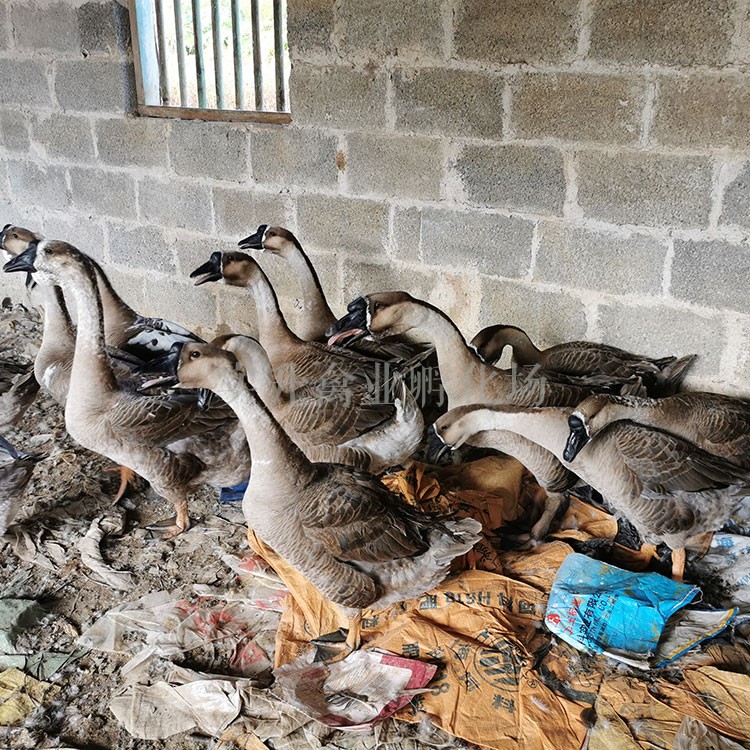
[606,421,750,493]
[106,389,235,447]
[297,465,430,563]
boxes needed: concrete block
[0,110,30,153]
[721,163,750,231]
[78,0,131,55]
[393,67,503,138]
[42,212,106,259]
[170,120,248,181]
[455,0,579,64]
[217,284,259,336]
[392,206,422,263]
[69,167,137,220]
[0,60,51,107]
[173,231,233,277]
[286,0,334,53]
[141,276,217,337]
[31,113,95,161]
[7,160,69,211]
[291,64,386,130]
[513,73,644,145]
[212,187,293,238]
[338,0,444,58]
[479,276,588,346]
[103,265,146,315]
[576,151,713,229]
[588,0,733,66]
[0,203,44,239]
[11,2,79,52]
[296,194,389,256]
[347,133,443,200]
[456,144,566,214]
[138,177,212,232]
[535,223,667,296]
[730,317,750,386]
[55,60,136,113]
[106,221,174,272]
[342,258,439,302]
[250,127,338,189]
[671,239,750,315]
[421,208,533,277]
[95,117,169,168]
[653,74,750,150]
[597,300,722,380]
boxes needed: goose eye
[373,302,383,311]
[190,350,201,359]
[267,230,276,237]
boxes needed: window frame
[127,0,292,124]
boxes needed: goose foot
[146,500,191,538]
[640,543,658,561]
[529,491,569,543]
[109,465,139,504]
[671,547,686,582]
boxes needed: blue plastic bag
[545,553,700,667]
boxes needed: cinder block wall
[2,0,750,393]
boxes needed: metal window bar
[130,0,290,121]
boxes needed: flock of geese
[1,221,750,645]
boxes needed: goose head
[190,250,261,288]
[469,325,518,364]
[163,342,246,396]
[433,405,493,452]
[3,239,90,288]
[238,225,301,257]
[0,225,41,261]
[564,394,630,461]
[327,291,420,344]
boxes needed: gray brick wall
[2,0,750,394]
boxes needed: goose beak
[238,224,267,250]
[190,251,223,285]
[563,414,590,462]
[326,297,368,345]
[426,424,453,463]
[3,243,37,274]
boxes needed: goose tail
[656,354,697,395]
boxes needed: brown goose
[470,324,695,396]
[328,292,636,542]
[213,333,422,472]
[566,392,750,470]
[190,252,418,443]
[5,240,250,536]
[434,404,750,581]
[170,341,481,646]
[238,225,434,365]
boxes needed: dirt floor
[0,302,477,749]
[3,300,750,750]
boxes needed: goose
[239,224,434,366]
[191,252,424,456]
[0,435,42,535]
[1,224,204,360]
[2,225,214,499]
[327,292,635,542]
[565,392,750,470]
[5,240,250,536]
[238,225,337,342]
[167,340,481,647]
[470,324,695,396]
[212,333,423,472]
[434,404,750,581]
